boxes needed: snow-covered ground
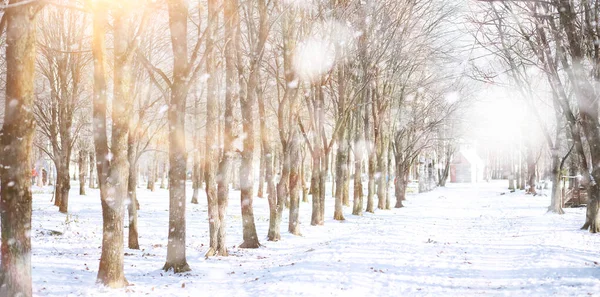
[29,181,600,296]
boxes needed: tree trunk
[319,153,327,222]
[343,143,351,206]
[377,138,387,210]
[0,3,36,295]
[89,152,95,189]
[160,160,167,189]
[334,63,347,220]
[270,147,288,241]
[79,151,86,195]
[239,86,260,248]
[365,88,376,213]
[352,114,364,216]
[94,4,128,287]
[288,133,301,235]
[508,158,515,191]
[548,153,564,214]
[516,151,523,190]
[207,0,238,257]
[310,155,322,224]
[163,0,191,273]
[265,150,275,208]
[204,0,220,258]
[394,160,407,208]
[439,161,450,187]
[331,154,335,200]
[366,152,376,213]
[334,141,347,220]
[147,158,156,191]
[385,142,392,209]
[582,186,600,233]
[258,150,265,198]
[439,146,452,187]
[301,151,309,203]
[232,160,240,190]
[313,83,326,225]
[127,141,139,250]
[352,155,363,215]
[191,149,201,204]
[308,82,325,225]
[191,95,201,204]
[519,154,526,191]
[257,75,274,203]
[55,162,70,213]
[238,0,265,248]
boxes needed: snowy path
[29,181,600,296]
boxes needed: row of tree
[472,0,600,224]
[0,0,464,296]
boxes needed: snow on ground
[29,180,600,296]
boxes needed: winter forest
[2,0,600,296]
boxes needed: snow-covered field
[29,181,600,296]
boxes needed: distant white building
[450,145,484,183]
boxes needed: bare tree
[238,0,267,248]
[208,0,239,257]
[204,0,221,254]
[163,0,200,272]
[0,1,37,295]
[35,5,89,213]
[92,1,129,287]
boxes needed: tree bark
[207,0,238,257]
[239,83,260,248]
[310,155,322,223]
[377,137,387,210]
[127,140,139,250]
[79,151,86,195]
[89,152,95,189]
[365,88,376,213]
[238,1,263,248]
[204,0,220,257]
[163,0,191,272]
[519,153,525,191]
[366,152,376,213]
[301,151,309,203]
[56,162,70,213]
[508,150,515,190]
[258,154,265,198]
[238,0,266,248]
[394,160,407,208]
[159,160,167,189]
[191,94,202,204]
[438,145,452,187]
[271,147,288,241]
[93,4,128,287]
[334,140,347,220]
[288,132,302,235]
[258,81,276,207]
[334,63,347,220]
[308,85,326,225]
[147,157,156,191]
[256,144,265,195]
[0,2,36,295]
[343,142,351,206]
[548,152,564,214]
[319,152,327,222]
[352,113,364,216]
[385,142,392,209]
